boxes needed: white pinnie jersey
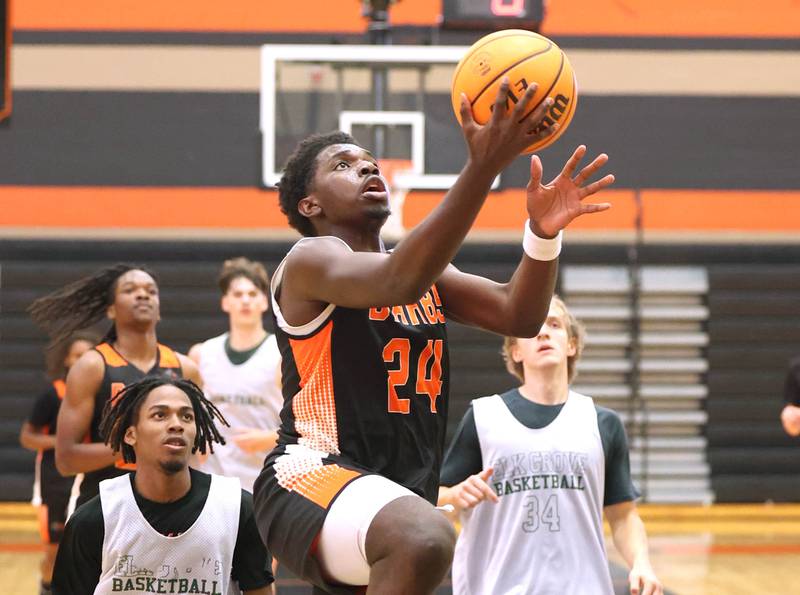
[196,333,282,492]
[94,473,241,595]
[452,391,614,595]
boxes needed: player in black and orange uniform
[19,332,97,595]
[253,80,615,594]
[29,264,202,512]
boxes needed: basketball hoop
[379,158,413,240]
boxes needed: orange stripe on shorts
[292,464,361,510]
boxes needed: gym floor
[3,503,799,594]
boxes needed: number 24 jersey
[271,237,449,503]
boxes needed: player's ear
[298,196,322,218]
[106,304,116,321]
[124,426,137,448]
[511,341,524,364]
[255,290,269,313]
[566,336,577,357]
[220,294,231,314]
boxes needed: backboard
[259,44,500,192]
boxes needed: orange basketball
[451,29,578,154]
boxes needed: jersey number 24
[382,338,444,414]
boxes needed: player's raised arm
[55,351,117,476]
[437,145,614,337]
[281,80,555,312]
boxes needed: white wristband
[522,220,562,261]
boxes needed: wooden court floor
[3,502,800,595]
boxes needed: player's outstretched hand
[450,467,499,510]
[526,145,615,238]
[628,562,663,595]
[458,78,556,174]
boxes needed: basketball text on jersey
[206,393,273,407]
[491,449,588,496]
[110,555,223,594]
[96,474,240,595]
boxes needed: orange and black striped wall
[2,0,799,238]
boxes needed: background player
[438,296,662,595]
[51,376,273,595]
[254,80,615,594]
[189,257,282,492]
[29,264,201,512]
[19,332,97,595]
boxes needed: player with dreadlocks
[51,376,274,595]
[29,264,202,513]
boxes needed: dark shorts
[253,447,369,595]
[39,470,71,543]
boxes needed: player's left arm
[177,353,203,388]
[601,406,661,595]
[51,498,104,594]
[605,501,662,595]
[437,146,613,337]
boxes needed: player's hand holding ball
[456,79,555,175]
[452,29,614,235]
[452,29,579,160]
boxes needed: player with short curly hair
[278,131,357,237]
[255,81,615,594]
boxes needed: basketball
[451,29,578,154]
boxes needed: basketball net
[379,158,413,240]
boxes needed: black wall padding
[3,240,800,501]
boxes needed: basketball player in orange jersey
[29,264,202,513]
[253,78,615,594]
[19,332,97,595]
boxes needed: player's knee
[367,495,455,570]
[397,512,456,569]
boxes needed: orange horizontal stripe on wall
[13,0,796,37]
[2,187,799,232]
[544,0,800,38]
[0,186,289,228]
[13,0,439,32]
[405,189,800,232]
[639,190,800,231]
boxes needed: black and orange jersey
[29,379,73,498]
[76,342,183,507]
[271,239,450,503]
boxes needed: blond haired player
[439,296,662,595]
